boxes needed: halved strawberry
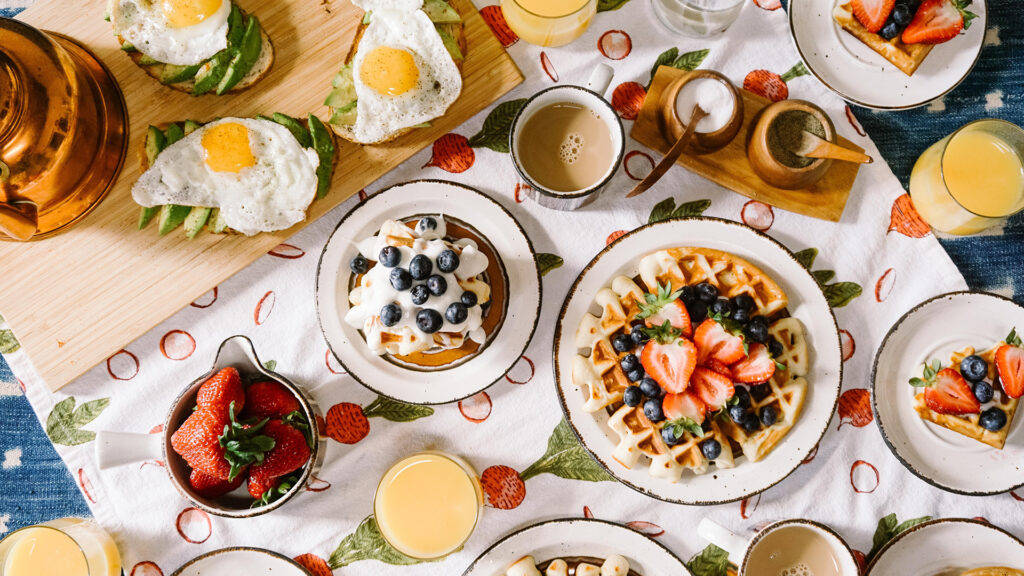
[704,358,732,376]
[645,300,692,337]
[641,338,697,394]
[694,318,746,366]
[690,367,735,410]
[730,343,776,384]
[995,331,1024,399]
[662,390,707,423]
[852,0,896,32]
[901,0,976,44]
[924,368,981,415]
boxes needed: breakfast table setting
[1,0,1023,575]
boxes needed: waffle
[913,343,1019,449]
[833,1,934,76]
[507,555,634,576]
[572,248,809,482]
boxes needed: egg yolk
[201,122,255,173]
[360,46,420,96]
[162,0,222,28]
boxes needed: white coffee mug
[698,517,860,576]
[508,63,625,211]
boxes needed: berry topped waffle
[506,554,636,576]
[573,247,811,483]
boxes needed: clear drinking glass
[0,518,121,576]
[651,0,746,37]
[500,0,598,47]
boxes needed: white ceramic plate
[172,548,311,576]
[790,0,988,109]
[865,518,1024,575]
[316,180,541,405]
[553,218,843,505]
[462,518,690,576]
[871,291,1024,495]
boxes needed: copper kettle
[0,18,128,241]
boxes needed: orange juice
[501,0,597,47]
[909,119,1024,235]
[0,518,120,576]
[374,452,482,559]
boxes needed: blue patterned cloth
[0,0,1021,538]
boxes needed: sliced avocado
[157,205,192,236]
[164,122,185,145]
[271,113,314,148]
[216,15,262,95]
[437,28,463,61]
[208,208,228,233]
[145,125,167,166]
[192,50,232,95]
[183,120,202,135]
[138,206,159,230]
[328,101,357,127]
[423,0,460,23]
[161,62,202,84]
[121,42,137,52]
[255,114,274,122]
[138,54,159,66]
[325,65,356,109]
[183,207,212,239]
[308,114,335,199]
[226,3,245,47]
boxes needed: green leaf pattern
[362,396,434,422]
[867,513,931,562]
[536,253,564,276]
[794,247,863,308]
[648,197,712,224]
[0,329,19,355]
[520,420,613,482]
[647,47,710,88]
[467,98,528,153]
[687,544,732,576]
[46,397,111,446]
[597,0,632,11]
[329,516,429,569]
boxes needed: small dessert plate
[462,518,690,576]
[553,217,842,505]
[865,518,1024,575]
[871,291,1024,495]
[172,547,313,576]
[317,180,541,404]
[789,0,987,110]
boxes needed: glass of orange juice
[0,518,121,576]
[909,119,1024,235]
[500,0,597,47]
[373,451,483,560]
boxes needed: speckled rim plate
[171,547,312,576]
[789,0,988,110]
[870,290,1024,495]
[864,518,1024,575]
[461,518,691,576]
[553,217,843,505]
[316,180,542,405]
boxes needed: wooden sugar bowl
[747,100,836,190]
[660,70,744,156]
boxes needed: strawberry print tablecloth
[2,1,1023,575]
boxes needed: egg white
[113,0,230,66]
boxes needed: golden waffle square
[833,1,934,76]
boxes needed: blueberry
[745,319,769,344]
[749,383,771,402]
[687,300,709,324]
[879,20,900,41]
[446,302,468,324]
[460,290,478,307]
[416,309,443,333]
[741,413,761,432]
[426,274,447,296]
[436,249,460,273]
[380,303,401,327]
[960,355,988,382]
[631,328,650,345]
[626,368,645,382]
[732,307,750,324]
[661,426,680,446]
[733,294,755,312]
[623,386,643,407]
[760,405,778,427]
[680,285,697,305]
[350,254,370,274]
[710,298,733,318]
[892,3,913,25]
[379,246,401,268]
[643,398,665,422]
[408,254,432,280]
[768,337,784,358]
[700,439,722,460]
[612,333,635,353]
[979,407,1007,431]
[415,216,437,234]
[640,377,663,399]
[695,281,718,303]
[389,267,413,291]
[410,284,430,305]
[728,404,747,423]
[973,381,994,404]
[620,353,640,373]
[733,386,751,409]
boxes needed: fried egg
[112,0,230,66]
[350,0,462,143]
[132,118,321,236]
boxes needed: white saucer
[790,0,988,109]
[871,291,1024,495]
[172,548,311,576]
[553,217,843,505]
[316,180,541,405]
[462,518,690,576]
[865,518,1024,575]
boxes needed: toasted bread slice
[833,1,933,76]
[328,8,466,145]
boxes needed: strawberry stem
[219,401,276,480]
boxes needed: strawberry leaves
[664,416,705,440]
[639,320,682,344]
[1006,327,1022,348]
[637,282,683,321]
[909,359,942,387]
[219,401,275,480]
[46,396,111,446]
[648,197,712,224]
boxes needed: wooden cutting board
[2,0,523,391]
[632,66,863,222]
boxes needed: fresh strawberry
[730,343,777,384]
[640,338,697,394]
[171,403,274,481]
[852,0,896,32]
[705,358,732,376]
[662,390,707,423]
[247,469,279,500]
[241,380,301,420]
[995,328,1024,399]
[189,468,244,499]
[248,419,311,481]
[901,0,976,44]
[694,318,746,365]
[690,367,735,410]
[195,367,245,418]
[638,283,692,337]
[925,368,981,415]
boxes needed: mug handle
[586,63,614,97]
[697,518,750,566]
[95,431,163,470]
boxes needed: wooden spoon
[794,130,873,164]
[626,104,709,198]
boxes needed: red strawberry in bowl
[663,390,707,423]
[995,328,1023,399]
[690,367,735,410]
[731,343,776,384]
[189,468,244,499]
[851,0,895,32]
[249,419,312,485]
[195,367,245,418]
[171,401,275,481]
[911,363,981,415]
[641,338,697,394]
[694,318,746,365]
[241,380,302,420]
[901,0,976,44]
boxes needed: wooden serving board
[632,66,862,222]
[1,0,523,391]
